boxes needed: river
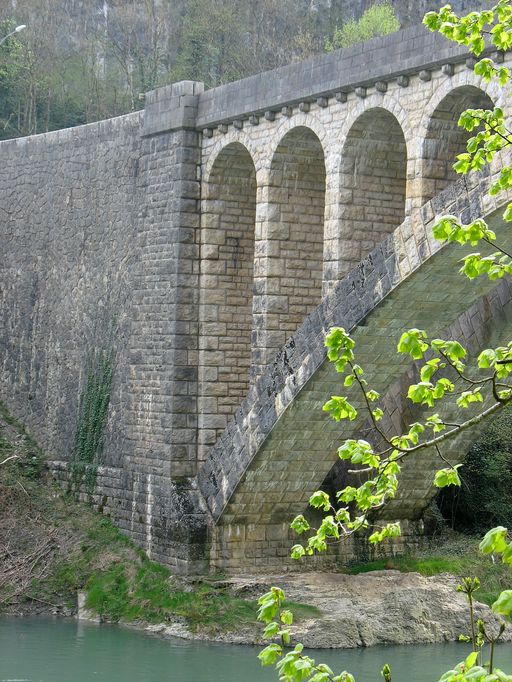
[1,617,512,681]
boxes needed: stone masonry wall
[198,143,257,461]
[0,113,142,465]
[199,136,512,570]
[339,107,407,271]
[422,85,495,202]
[200,59,504,383]
[254,127,326,373]
[0,82,210,573]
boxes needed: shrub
[325,2,400,52]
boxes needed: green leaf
[408,382,434,406]
[465,651,479,670]
[397,329,428,359]
[263,622,280,639]
[457,388,483,408]
[323,396,358,421]
[474,57,495,81]
[280,610,293,625]
[258,643,282,666]
[290,544,306,559]
[318,515,340,539]
[492,589,512,617]
[480,526,509,554]
[369,522,401,544]
[444,340,467,362]
[478,348,496,368]
[433,215,460,241]
[501,543,512,565]
[426,413,446,433]
[310,673,330,682]
[325,327,355,373]
[423,11,440,29]
[420,358,441,382]
[381,663,392,682]
[290,515,310,535]
[504,202,512,222]
[307,534,327,553]
[434,467,462,488]
[309,490,331,511]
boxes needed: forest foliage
[0,0,400,140]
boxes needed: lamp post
[0,25,26,47]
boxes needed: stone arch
[254,126,326,368]
[266,113,328,166]
[421,84,495,202]
[198,142,257,459]
[203,130,261,180]
[339,107,408,273]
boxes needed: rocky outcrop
[276,571,511,649]
[147,571,511,649]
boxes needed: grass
[32,514,318,632]
[345,536,511,606]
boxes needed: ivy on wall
[70,349,115,496]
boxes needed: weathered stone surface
[285,571,512,648]
[279,571,512,648]
[77,592,101,623]
[200,157,512,570]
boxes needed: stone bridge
[1,22,512,572]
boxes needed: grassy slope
[0,401,316,631]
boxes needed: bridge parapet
[194,24,491,130]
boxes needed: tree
[258,2,512,680]
[103,0,169,111]
[0,0,403,138]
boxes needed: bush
[437,406,512,533]
[325,2,400,51]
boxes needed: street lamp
[0,25,26,47]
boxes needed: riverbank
[125,569,510,649]
[0,400,316,636]
[1,400,510,649]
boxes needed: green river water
[1,618,512,682]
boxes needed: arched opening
[422,85,495,203]
[199,143,256,457]
[263,126,326,346]
[339,108,407,274]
